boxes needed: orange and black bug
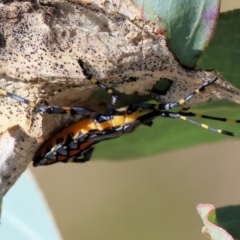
[0,60,239,166]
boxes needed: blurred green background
[30,1,240,240]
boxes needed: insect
[0,60,238,167]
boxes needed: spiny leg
[0,88,93,115]
[125,100,236,136]
[78,59,118,105]
[160,111,235,136]
[178,111,240,123]
[128,102,240,128]
[128,77,218,113]
[0,59,119,115]
[158,76,218,110]
[137,109,235,136]
[71,147,95,163]
[78,59,216,111]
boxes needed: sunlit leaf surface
[133,0,220,67]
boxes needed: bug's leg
[0,88,94,115]
[127,77,218,112]
[142,121,153,127]
[157,76,218,110]
[78,59,118,105]
[178,111,240,123]
[161,111,235,136]
[71,147,96,163]
[180,107,191,111]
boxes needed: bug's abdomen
[33,109,142,166]
[33,117,98,166]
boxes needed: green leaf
[216,206,240,239]
[132,0,220,67]
[197,204,240,240]
[197,10,240,88]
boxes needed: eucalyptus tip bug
[0,60,238,166]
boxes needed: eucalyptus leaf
[133,0,220,67]
[198,10,240,88]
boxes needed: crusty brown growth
[0,0,239,202]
